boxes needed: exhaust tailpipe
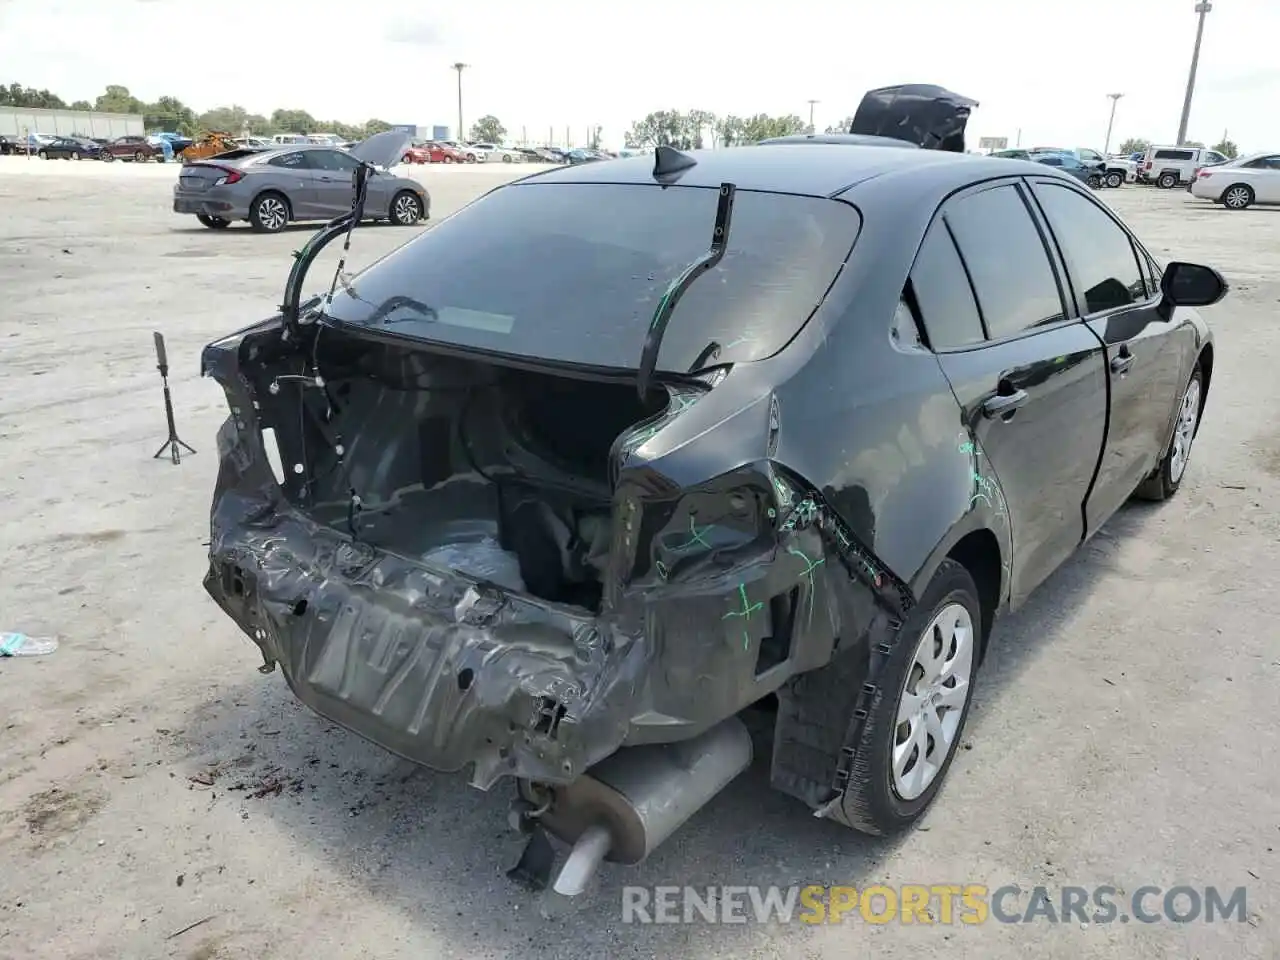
[531,717,753,899]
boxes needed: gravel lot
[1,156,1278,960]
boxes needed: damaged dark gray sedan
[200,98,1225,899]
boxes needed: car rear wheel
[1136,363,1203,501]
[196,213,231,229]
[101,152,114,162]
[249,193,290,233]
[133,150,145,162]
[1157,172,1178,189]
[831,559,981,835]
[1221,183,1254,210]
[38,150,48,160]
[443,155,454,163]
[1105,171,1123,188]
[70,150,80,161]
[502,153,512,162]
[1087,173,1103,189]
[390,190,423,226]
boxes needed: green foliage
[469,115,506,142]
[824,116,855,134]
[1211,139,1237,158]
[1117,137,1150,154]
[626,110,804,149]
[0,83,66,108]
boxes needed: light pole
[807,99,819,133]
[451,62,468,141]
[1176,1,1212,145]
[1103,93,1124,155]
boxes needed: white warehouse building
[0,106,144,140]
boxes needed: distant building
[0,106,144,139]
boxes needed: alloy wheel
[1224,186,1251,209]
[257,197,287,231]
[892,602,975,801]
[1168,377,1201,483]
[393,193,421,224]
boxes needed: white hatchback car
[1188,152,1280,210]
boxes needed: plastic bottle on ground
[0,633,59,657]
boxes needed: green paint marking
[722,583,763,650]
[671,514,714,551]
[787,546,826,628]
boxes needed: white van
[1140,144,1229,188]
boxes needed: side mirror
[1160,261,1228,308]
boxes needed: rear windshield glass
[322,181,862,372]
[1154,149,1194,160]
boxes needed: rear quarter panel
[741,183,1013,608]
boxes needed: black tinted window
[943,184,1064,340]
[312,150,359,172]
[909,220,985,349]
[323,182,862,372]
[1154,149,1194,161]
[1036,156,1064,166]
[1244,155,1280,169]
[269,152,307,169]
[1034,183,1145,314]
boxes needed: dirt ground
[1,156,1278,960]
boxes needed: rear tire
[249,192,290,233]
[38,150,48,160]
[1221,183,1254,210]
[101,152,114,162]
[1105,171,1123,188]
[1135,363,1204,501]
[1157,172,1178,189]
[196,213,231,229]
[831,559,982,836]
[443,155,454,163]
[134,150,145,162]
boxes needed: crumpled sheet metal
[850,83,979,153]
[200,332,903,794]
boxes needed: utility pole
[1015,128,1022,147]
[1176,1,1212,145]
[451,62,468,141]
[1103,93,1124,154]
[806,99,819,133]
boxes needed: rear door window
[268,151,309,169]
[322,182,863,373]
[908,219,985,349]
[311,150,360,172]
[1032,182,1146,314]
[1154,149,1194,161]
[942,183,1066,340]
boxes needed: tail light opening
[208,166,242,186]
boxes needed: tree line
[625,109,815,149]
[0,82,395,139]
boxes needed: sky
[1,0,1277,152]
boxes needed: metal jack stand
[151,331,196,465]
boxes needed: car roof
[514,143,1040,199]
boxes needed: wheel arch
[251,188,292,219]
[910,517,1007,657]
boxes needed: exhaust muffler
[521,717,753,899]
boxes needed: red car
[102,135,158,161]
[401,144,433,164]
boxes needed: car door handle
[1110,350,1134,375]
[982,389,1029,419]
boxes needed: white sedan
[1189,152,1280,210]
[463,142,522,163]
